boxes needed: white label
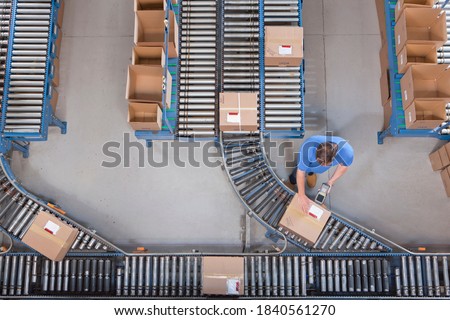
[227,279,240,295]
[227,112,240,123]
[278,45,292,55]
[398,1,400,10]
[409,112,412,123]
[398,34,401,45]
[404,90,408,101]
[44,221,60,235]
[308,205,324,220]
[400,54,403,65]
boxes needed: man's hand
[297,194,312,214]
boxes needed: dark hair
[316,142,338,166]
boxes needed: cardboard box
[22,211,78,261]
[134,10,178,58]
[202,257,244,295]
[53,26,62,58]
[128,102,162,131]
[52,57,60,87]
[400,64,450,109]
[134,0,164,11]
[379,40,389,74]
[397,43,437,74]
[279,194,332,246]
[126,65,172,108]
[380,69,391,106]
[383,98,392,129]
[132,47,165,67]
[441,166,450,197]
[57,0,65,28]
[265,26,303,67]
[49,86,59,113]
[394,8,447,55]
[430,143,450,170]
[219,92,258,132]
[395,0,434,22]
[404,100,448,129]
[375,0,387,43]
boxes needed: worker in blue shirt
[289,135,354,213]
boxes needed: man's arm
[327,164,349,187]
[296,169,313,213]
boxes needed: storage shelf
[377,1,450,144]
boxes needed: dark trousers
[289,167,314,185]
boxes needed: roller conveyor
[177,0,218,138]
[0,252,448,298]
[0,156,119,254]
[262,0,304,132]
[0,0,66,142]
[220,133,395,253]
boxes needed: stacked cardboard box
[126,0,179,131]
[429,143,450,196]
[394,2,448,129]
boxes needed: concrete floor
[11,0,450,252]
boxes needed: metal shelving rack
[377,0,450,144]
[0,0,66,155]
[134,0,178,147]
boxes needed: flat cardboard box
[132,47,165,67]
[430,142,450,171]
[380,69,391,106]
[394,0,434,22]
[397,43,437,74]
[134,10,178,58]
[49,86,59,113]
[379,40,389,74]
[265,26,303,67]
[441,167,450,197]
[52,57,60,87]
[202,257,244,296]
[404,100,448,129]
[394,8,447,55]
[134,0,164,11]
[128,102,162,131]
[375,0,387,43]
[126,65,172,108]
[54,26,62,58]
[279,194,332,246]
[219,92,258,132]
[22,211,78,261]
[400,64,450,109]
[57,0,65,28]
[383,98,392,130]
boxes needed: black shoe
[289,174,297,185]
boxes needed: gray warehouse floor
[11,0,450,252]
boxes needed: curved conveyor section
[0,156,121,254]
[220,133,407,254]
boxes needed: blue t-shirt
[297,136,354,174]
